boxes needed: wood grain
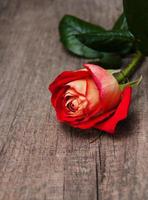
[0,0,148,200]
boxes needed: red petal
[71,109,115,129]
[51,86,68,107]
[95,86,132,134]
[49,70,90,93]
[83,64,121,112]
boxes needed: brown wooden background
[0,0,148,199]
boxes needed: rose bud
[49,64,132,134]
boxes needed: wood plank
[0,0,147,200]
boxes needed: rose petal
[83,64,121,112]
[54,91,88,122]
[86,79,100,110]
[95,86,132,134]
[67,79,87,96]
[49,70,90,93]
[71,109,115,129]
[51,86,69,107]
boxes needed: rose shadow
[61,123,100,141]
[61,112,137,142]
[113,111,139,139]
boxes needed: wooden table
[0,0,148,199]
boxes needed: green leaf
[59,15,106,58]
[98,53,122,68]
[123,0,148,55]
[113,13,129,31]
[112,14,134,54]
[77,31,134,54]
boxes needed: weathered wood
[0,0,147,200]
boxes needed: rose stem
[115,50,144,83]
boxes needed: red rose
[49,64,132,134]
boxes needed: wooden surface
[0,0,148,199]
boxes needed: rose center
[64,88,89,117]
[66,98,79,112]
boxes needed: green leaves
[59,15,105,58]
[89,53,122,69]
[99,53,122,68]
[113,13,129,31]
[59,13,139,68]
[77,31,134,54]
[57,4,145,89]
[123,0,148,55]
[59,15,134,57]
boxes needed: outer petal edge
[95,86,132,134]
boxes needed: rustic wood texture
[0,0,148,199]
